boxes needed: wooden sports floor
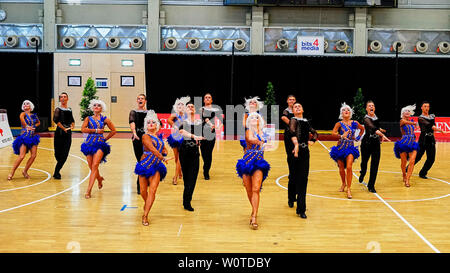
[1,137,449,253]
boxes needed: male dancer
[281,95,296,207]
[415,101,448,179]
[129,94,148,194]
[53,92,75,179]
[200,93,222,180]
[359,100,389,193]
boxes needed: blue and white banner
[0,113,14,149]
[297,36,324,56]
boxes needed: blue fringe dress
[330,121,360,162]
[167,113,186,148]
[394,121,419,159]
[12,113,40,155]
[80,115,111,163]
[236,131,271,182]
[134,134,167,180]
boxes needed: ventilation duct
[234,38,247,51]
[5,35,19,47]
[276,38,289,50]
[211,38,223,50]
[27,36,40,48]
[62,36,75,48]
[130,37,143,49]
[85,36,98,48]
[369,40,382,52]
[107,37,120,49]
[187,38,200,50]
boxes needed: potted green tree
[79,77,98,121]
[264,81,278,124]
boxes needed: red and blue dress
[12,113,40,155]
[394,121,419,158]
[330,121,360,162]
[236,131,270,182]
[134,134,167,180]
[80,115,111,163]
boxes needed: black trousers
[359,141,381,189]
[200,138,215,175]
[415,139,436,177]
[132,135,144,192]
[291,149,310,214]
[53,129,72,175]
[284,133,296,203]
[179,146,200,207]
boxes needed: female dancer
[289,102,318,218]
[240,96,264,150]
[281,95,296,208]
[53,92,75,180]
[330,103,364,199]
[167,96,190,185]
[200,93,222,180]
[8,100,40,180]
[359,100,390,193]
[236,112,270,229]
[134,110,169,226]
[394,104,419,187]
[81,100,116,198]
[129,94,148,194]
[178,101,205,211]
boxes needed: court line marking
[316,140,440,253]
[0,146,91,214]
[275,171,450,203]
[0,166,51,192]
[177,224,183,237]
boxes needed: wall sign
[68,76,81,86]
[95,78,108,89]
[297,36,325,55]
[121,76,134,87]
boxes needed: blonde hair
[21,100,35,111]
[338,102,353,120]
[401,104,416,118]
[89,99,107,112]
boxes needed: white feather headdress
[21,100,35,111]
[246,112,265,130]
[144,109,161,133]
[244,96,264,112]
[338,102,354,120]
[401,104,416,118]
[172,96,191,114]
[89,99,107,112]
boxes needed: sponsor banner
[411,116,450,140]
[157,113,224,139]
[297,36,324,56]
[0,113,14,149]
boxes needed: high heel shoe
[98,177,104,189]
[346,189,352,199]
[250,216,258,230]
[22,171,30,179]
[142,215,149,226]
[405,180,410,187]
[339,184,346,192]
[172,177,178,185]
[84,193,91,199]
[7,174,13,180]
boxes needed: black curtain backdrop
[0,52,53,129]
[0,52,446,131]
[145,54,449,130]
